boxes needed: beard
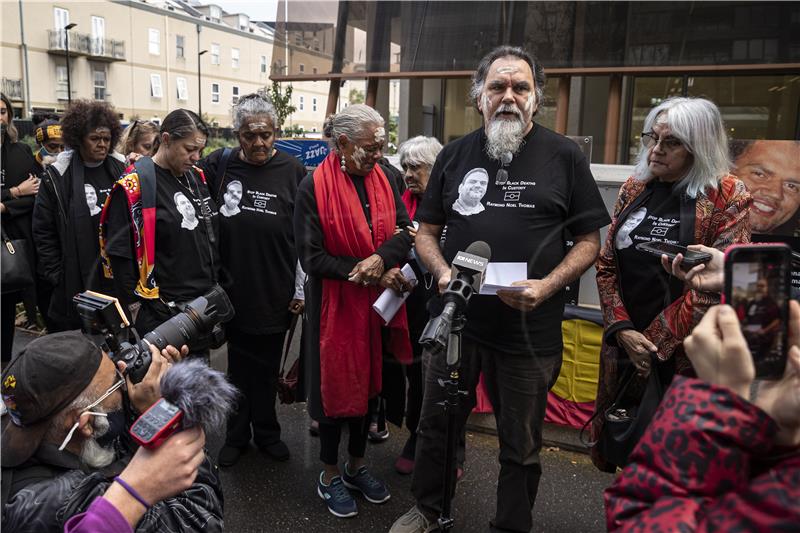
[80,415,116,468]
[485,104,527,161]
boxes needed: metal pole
[65,32,72,106]
[17,0,31,117]
[198,51,202,117]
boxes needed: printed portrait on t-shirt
[84,183,101,216]
[219,180,243,218]
[615,207,647,250]
[174,191,198,230]
[452,168,489,216]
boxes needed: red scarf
[401,189,419,221]
[313,153,411,418]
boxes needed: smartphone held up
[723,243,792,380]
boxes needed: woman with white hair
[591,96,752,472]
[294,104,413,518]
[198,93,307,467]
[389,136,443,474]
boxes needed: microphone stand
[437,312,466,531]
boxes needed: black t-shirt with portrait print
[104,163,220,307]
[416,125,611,355]
[200,147,307,334]
[615,180,681,331]
[83,162,117,295]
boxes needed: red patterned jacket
[606,376,800,532]
[596,175,751,362]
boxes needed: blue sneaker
[317,472,357,518]
[342,464,391,504]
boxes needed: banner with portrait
[730,140,800,294]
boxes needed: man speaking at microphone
[391,46,610,533]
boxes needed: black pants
[1,291,21,362]
[411,339,561,533]
[318,397,376,466]
[224,329,286,448]
[400,359,424,459]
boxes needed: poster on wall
[730,140,800,294]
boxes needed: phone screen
[727,248,790,379]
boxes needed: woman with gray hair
[198,93,307,467]
[294,104,413,518]
[390,135,443,475]
[591,96,752,472]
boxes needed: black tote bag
[582,353,667,469]
[1,228,34,294]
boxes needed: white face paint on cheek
[352,145,367,169]
[374,127,386,143]
[524,93,536,115]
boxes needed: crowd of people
[1,42,798,532]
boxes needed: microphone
[129,359,238,448]
[420,241,492,357]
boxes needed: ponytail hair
[153,109,210,151]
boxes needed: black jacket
[1,139,37,243]
[2,443,224,532]
[32,151,125,328]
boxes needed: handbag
[277,313,300,405]
[581,353,666,469]
[1,227,34,294]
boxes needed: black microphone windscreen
[465,241,492,263]
[160,359,238,431]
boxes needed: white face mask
[58,375,124,452]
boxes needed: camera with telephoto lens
[73,285,234,383]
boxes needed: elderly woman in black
[33,99,125,332]
[101,110,222,348]
[200,94,307,466]
[294,104,413,518]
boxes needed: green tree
[348,88,365,105]
[261,81,296,130]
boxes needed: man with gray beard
[1,332,224,532]
[390,46,610,533]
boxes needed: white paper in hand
[480,262,528,295]
[372,263,418,324]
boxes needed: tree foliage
[261,81,297,130]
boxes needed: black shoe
[218,445,245,467]
[260,440,290,461]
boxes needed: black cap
[1,331,102,467]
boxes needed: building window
[150,74,163,98]
[299,63,305,73]
[238,14,249,31]
[56,65,68,100]
[148,29,160,55]
[312,97,317,112]
[299,95,304,111]
[312,67,318,75]
[211,43,220,65]
[260,55,267,74]
[211,83,220,103]
[53,7,69,48]
[209,5,221,23]
[232,86,240,104]
[93,67,107,100]
[176,35,185,59]
[176,77,188,100]
[231,48,240,69]
[91,16,105,56]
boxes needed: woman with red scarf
[294,105,413,518]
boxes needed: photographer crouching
[0,331,228,532]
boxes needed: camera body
[74,285,234,383]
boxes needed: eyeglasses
[641,132,683,151]
[58,370,125,451]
